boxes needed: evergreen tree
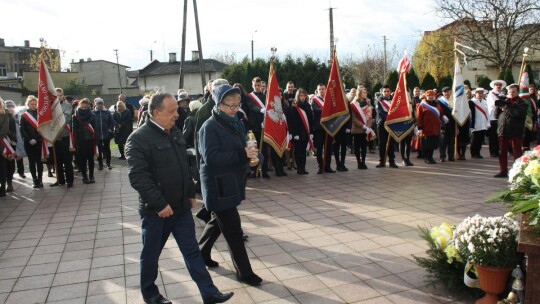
[371,82,383,97]
[504,70,515,85]
[438,75,453,90]
[407,67,421,90]
[477,76,492,91]
[386,70,399,90]
[421,73,438,90]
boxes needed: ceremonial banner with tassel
[320,51,350,137]
[384,55,415,142]
[263,63,288,157]
[37,50,65,143]
[451,57,470,126]
[519,61,535,131]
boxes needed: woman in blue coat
[198,84,262,286]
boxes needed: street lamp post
[113,49,123,94]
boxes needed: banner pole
[52,143,59,184]
[323,133,328,173]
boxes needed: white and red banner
[263,63,288,157]
[37,54,65,143]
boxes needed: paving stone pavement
[0,147,509,303]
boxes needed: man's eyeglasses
[222,103,242,110]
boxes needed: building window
[0,64,6,77]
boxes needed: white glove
[345,128,351,133]
[260,108,266,114]
[310,134,314,140]
[288,134,292,140]
[417,129,423,135]
[362,125,368,130]
[443,116,449,124]
[294,135,299,140]
[413,126,419,135]
[29,139,37,145]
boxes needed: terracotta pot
[475,265,512,304]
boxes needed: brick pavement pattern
[0,149,508,303]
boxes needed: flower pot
[475,265,512,304]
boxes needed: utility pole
[251,30,257,63]
[193,0,206,90]
[328,7,335,60]
[383,35,388,82]
[179,0,188,89]
[113,49,122,94]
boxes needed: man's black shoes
[204,291,234,304]
[237,273,263,286]
[143,294,172,304]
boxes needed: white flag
[37,54,65,142]
[451,58,470,126]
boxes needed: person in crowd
[347,88,357,102]
[137,96,151,127]
[0,98,10,196]
[376,85,398,168]
[417,90,443,164]
[113,101,132,160]
[20,96,44,188]
[93,98,114,170]
[455,89,472,160]
[494,84,528,178]
[50,88,75,188]
[333,110,351,172]
[523,84,537,151]
[287,88,313,174]
[3,100,17,192]
[283,81,297,171]
[246,77,272,178]
[11,104,26,179]
[437,87,456,162]
[198,84,263,287]
[312,83,336,173]
[469,88,489,159]
[176,90,191,131]
[350,87,374,169]
[183,99,203,148]
[118,94,135,122]
[126,92,234,304]
[72,98,97,184]
[487,80,506,157]
[399,90,417,167]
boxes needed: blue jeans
[140,210,218,300]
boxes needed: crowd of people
[0,91,138,196]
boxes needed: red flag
[384,55,415,142]
[320,52,349,137]
[263,63,288,157]
[37,52,65,142]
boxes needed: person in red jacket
[417,90,443,164]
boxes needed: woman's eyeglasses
[222,103,242,110]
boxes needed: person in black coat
[113,101,132,160]
[93,98,114,170]
[287,88,313,174]
[20,96,44,188]
[72,99,97,184]
[438,87,456,162]
[126,93,233,304]
[375,85,398,168]
[198,84,262,287]
[312,83,336,173]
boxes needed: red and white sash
[75,115,98,155]
[472,100,488,121]
[295,106,314,150]
[378,99,391,112]
[247,92,265,109]
[312,96,324,109]
[1,137,15,157]
[64,125,75,151]
[22,112,49,160]
[350,101,376,140]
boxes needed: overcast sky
[3,0,442,71]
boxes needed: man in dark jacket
[375,85,398,168]
[246,76,271,178]
[92,98,114,170]
[125,93,233,304]
[494,84,528,178]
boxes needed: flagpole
[517,47,530,86]
[454,49,459,161]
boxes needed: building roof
[138,59,227,76]
[71,59,130,69]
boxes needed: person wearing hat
[137,95,151,127]
[125,92,234,304]
[437,86,456,162]
[468,88,489,159]
[417,90,443,164]
[198,84,263,287]
[487,80,507,157]
[92,97,114,170]
[175,90,191,131]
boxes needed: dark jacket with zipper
[198,111,249,212]
[92,109,114,141]
[497,97,528,138]
[20,110,42,143]
[126,120,195,215]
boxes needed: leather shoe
[375,162,385,168]
[204,291,234,304]
[50,181,65,187]
[237,273,262,286]
[143,294,172,304]
[204,258,219,268]
[389,162,398,168]
[494,172,508,178]
[242,234,249,241]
